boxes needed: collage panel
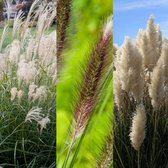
[57,0,113,167]
[0,0,56,167]
[114,0,168,167]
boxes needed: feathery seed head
[9,40,20,64]
[117,37,144,101]
[25,107,43,123]
[25,107,50,133]
[17,60,38,84]
[73,16,112,138]
[129,104,146,151]
[28,83,38,100]
[149,64,164,109]
[33,86,48,102]
[38,115,50,133]
[113,71,124,109]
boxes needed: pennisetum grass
[0,0,56,166]
[59,16,112,168]
[57,0,113,167]
[56,0,72,63]
[114,16,168,168]
[96,132,113,168]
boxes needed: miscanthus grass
[114,16,168,168]
[0,0,56,167]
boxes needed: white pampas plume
[10,87,18,101]
[157,40,168,107]
[157,40,168,83]
[136,16,162,71]
[149,64,164,109]
[113,71,124,109]
[129,104,146,151]
[117,37,144,101]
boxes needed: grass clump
[0,0,56,167]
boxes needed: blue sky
[114,0,168,45]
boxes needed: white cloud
[116,0,168,12]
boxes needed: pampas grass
[129,104,146,151]
[114,16,168,168]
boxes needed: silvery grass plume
[149,63,164,110]
[135,16,162,71]
[115,37,144,102]
[10,87,24,102]
[56,0,71,61]
[148,39,168,109]
[25,107,50,133]
[73,16,112,140]
[129,104,146,151]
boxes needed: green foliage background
[57,0,113,167]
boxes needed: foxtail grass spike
[56,0,72,61]
[73,17,112,139]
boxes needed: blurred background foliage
[57,0,113,167]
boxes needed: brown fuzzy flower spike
[73,17,112,139]
[56,0,72,60]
